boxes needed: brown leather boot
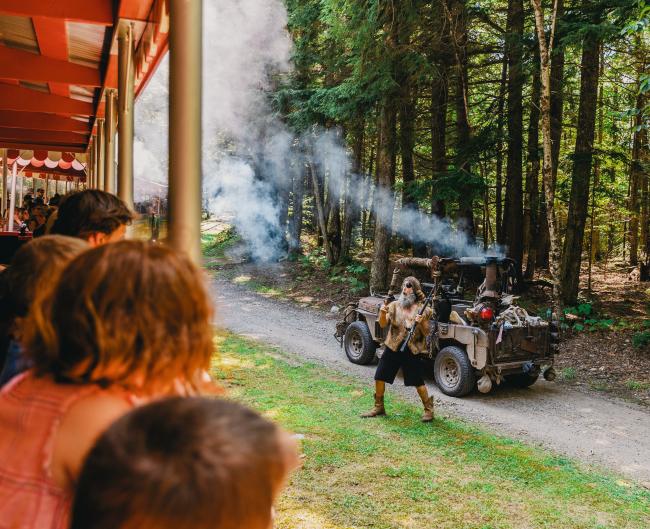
[421,396,434,422]
[361,394,386,418]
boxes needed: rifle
[399,285,436,354]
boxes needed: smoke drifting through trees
[134,0,497,262]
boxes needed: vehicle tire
[434,345,476,397]
[344,321,377,365]
[508,372,540,388]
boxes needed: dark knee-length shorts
[375,344,425,387]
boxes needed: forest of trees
[270,0,649,307]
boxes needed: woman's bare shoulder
[52,390,133,489]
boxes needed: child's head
[24,240,214,394]
[70,397,298,529]
[51,190,134,246]
[0,235,89,322]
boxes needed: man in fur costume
[361,276,435,422]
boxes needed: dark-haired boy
[70,397,300,529]
[51,190,134,246]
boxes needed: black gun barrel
[399,288,435,354]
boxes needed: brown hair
[0,235,89,319]
[24,240,214,394]
[51,190,134,239]
[70,397,296,529]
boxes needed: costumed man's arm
[378,300,392,328]
[415,306,433,335]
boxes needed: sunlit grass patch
[202,226,240,258]
[212,333,650,529]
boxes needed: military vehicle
[335,256,559,397]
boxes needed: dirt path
[212,278,650,485]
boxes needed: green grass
[212,334,650,529]
[625,380,650,391]
[202,227,240,259]
[561,367,577,381]
[229,274,283,296]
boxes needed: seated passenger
[49,193,61,207]
[0,236,89,386]
[51,190,134,246]
[0,241,216,529]
[70,397,299,529]
[13,207,25,228]
[36,188,47,205]
[30,206,47,238]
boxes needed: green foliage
[562,367,578,380]
[561,302,629,332]
[202,227,240,258]
[565,303,594,318]
[625,379,650,391]
[632,330,650,348]
[280,0,648,283]
[345,263,368,276]
[299,248,331,270]
[330,261,368,293]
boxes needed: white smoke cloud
[305,126,494,257]
[135,0,498,261]
[199,0,293,260]
[134,54,169,200]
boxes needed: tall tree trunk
[504,0,525,281]
[327,196,342,264]
[537,0,565,269]
[309,161,334,263]
[400,84,419,253]
[629,49,648,266]
[524,60,541,279]
[430,0,449,227]
[430,0,449,225]
[288,160,305,256]
[431,67,448,220]
[370,102,398,291]
[495,55,508,244]
[642,167,649,266]
[550,0,565,183]
[447,0,474,238]
[531,0,563,318]
[560,29,601,305]
[278,184,291,253]
[370,2,404,289]
[341,120,364,262]
[362,138,377,250]
[588,45,605,291]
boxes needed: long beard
[399,293,417,308]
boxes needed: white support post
[8,162,17,232]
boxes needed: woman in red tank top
[0,240,217,529]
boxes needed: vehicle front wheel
[344,321,377,365]
[434,345,476,397]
